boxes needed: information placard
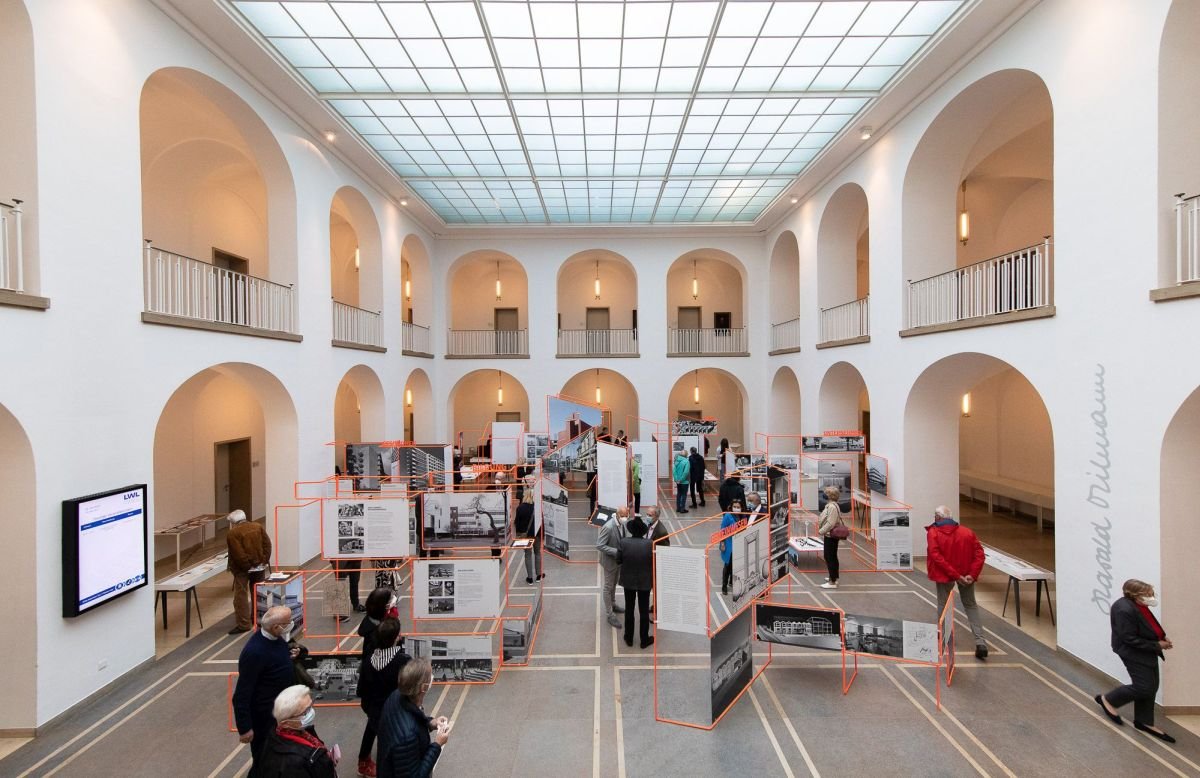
[541,478,570,559]
[412,558,502,619]
[323,496,412,559]
[596,440,628,512]
[653,546,709,635]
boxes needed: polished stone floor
[3,486,1198,777]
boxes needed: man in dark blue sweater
[233,605,296,776]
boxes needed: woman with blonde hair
[1095,579,1175,742]
[377,658,452,777]
[818,486,847,589]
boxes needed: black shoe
[1134,722,1175,743]
[227,626,250,635]
[526,577,534,584]
[335,615,349,623]
[975,645,988,660]
[700,501,706,506]
[1095,694,1123,726]
[678,508,689,514]
[537,574,546,581]
[353,604,367,613]
[624,637,633,647]
[640,637,655,649]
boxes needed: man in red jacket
[926,505,988,659]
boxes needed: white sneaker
[823,577,830,582]
[820,582,838,589]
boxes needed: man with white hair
[745,492,767,524]
[226,509,272,635]
[596,506,628,628]
[233,605,298,775]
[257,685,339,777]
[925,505,989,660]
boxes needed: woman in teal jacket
[672,451,691,513]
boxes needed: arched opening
[140,68,298,333]
[1160,387,1200,706]
[446,251,529,357]
[902,70,1054,329]
[400,234,433,337]
[904,354,1055,635]
[817,183,870,343]
[0,402,36,729]
[666,249,748,355]
[329,187,383,312]
[153,363,302,589]
[0,0,39,296]
[403,368,435,442]
[768,367,803,452]
[562,369,640,437]
[333,365,387,454]
[667,368,747,453]
[818,361,870,437]
[768,231,801,352]
[556,249,639,356]
[1158,1,1200,287]
[448,370,530,452]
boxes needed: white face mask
[297,707,316,728]
[1139,596,1159,608]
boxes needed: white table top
[789,536,824,552]
[156,552,229,591]
[982,544,1054,581]
[154,513,225,537]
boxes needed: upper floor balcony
[1152,194,1200,302]
[769,318,801,355]
[557,328,638,357]
[447,328,529,358]
[142,243,299,341]
[331,300,384,352]
[818,296,870,348]
[667,326,748,357]
[0,198,46,310]
[402,321,433,357]
[903,238,1054,335]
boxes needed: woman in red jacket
[925,506,988,660]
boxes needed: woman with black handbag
[515,489,544,584]
[818,486,848,590]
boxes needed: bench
[155,552,228,637]
[960,469,1054,531]
[981,544,1054,627]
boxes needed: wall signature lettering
[1086,364,1114,614]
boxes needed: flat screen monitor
[62,484,149,617]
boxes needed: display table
[154,513,227,571]
[981,544,1055,627]
[155,552,228,637]
[960,470,1054,531]
[788,536,824,570]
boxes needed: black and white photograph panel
[844,614,904,658]
[755,604,842,651]
[710,608,754,720]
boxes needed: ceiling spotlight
[324,131,337,142]
[859,126,873,140]
[790,196,799,205]
[400,198,408,207]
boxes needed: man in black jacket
[688,447,707,508]
[233,606,298,776]
[618,517,654,649]
[718,474,746,512]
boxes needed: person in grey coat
[596,507,628,628]
[617,517,654,649]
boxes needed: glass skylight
[230,0,964,224]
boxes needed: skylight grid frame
[228,0,968,225]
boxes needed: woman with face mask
[377,658,452,778]
[257,684,339,777]
[1095,579,1176,742]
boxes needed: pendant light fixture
[594,369,602,404]
[495,260,502,301]
[691,259,699,300]
[404,277,412,302]
[406,387,413,407]
[961,392,971,417]
[497,370,504,406]
[354,246,361,271]
[958,180,970,245]
[693,370,700,405]
[594,259,601,300]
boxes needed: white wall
[959,367,1054,489]
[448,253,528,330]
[557,252,637,330]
